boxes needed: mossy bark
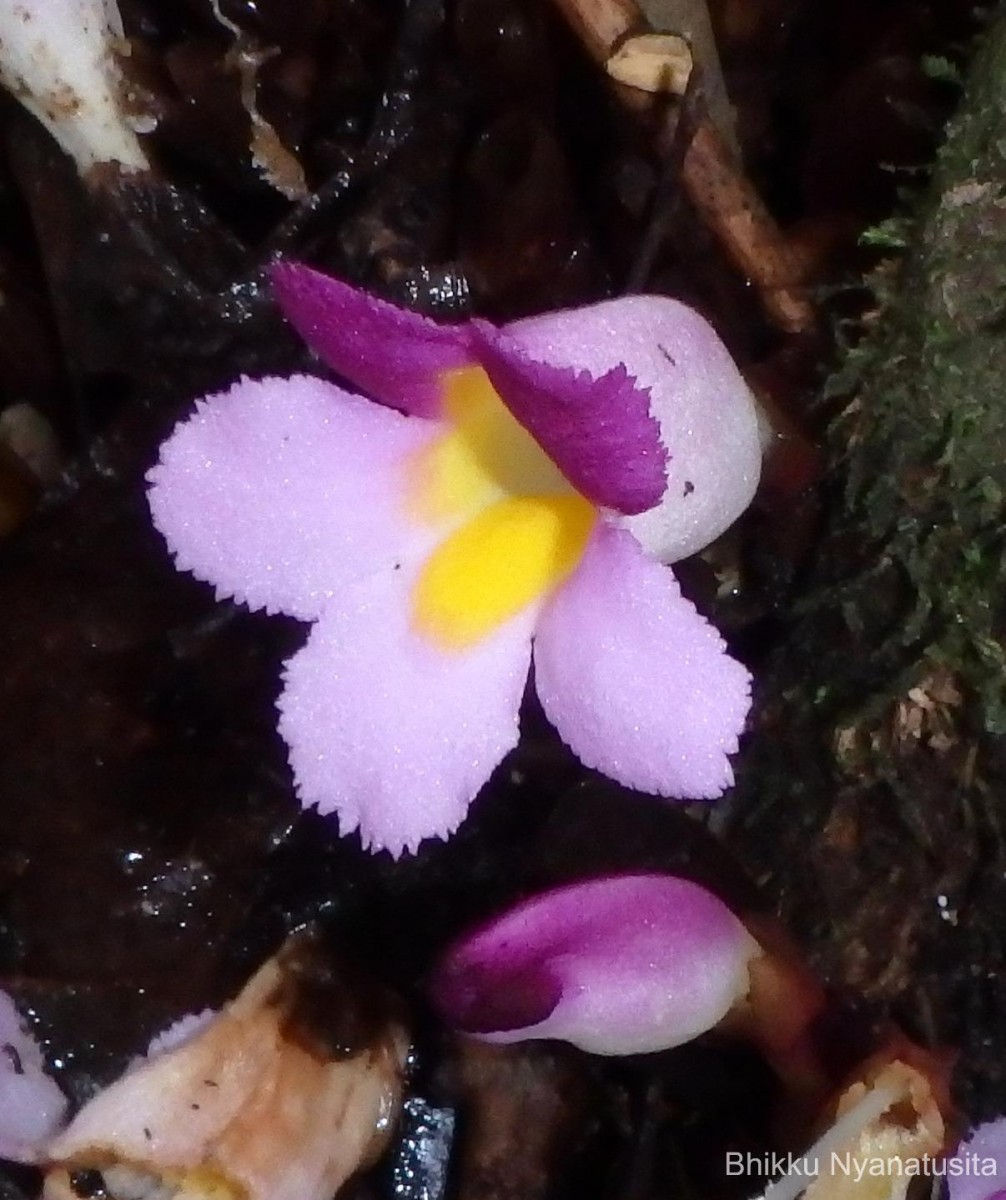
[727,5,1006,1119]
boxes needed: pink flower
[147,265,760,855]
[428,874,760,1055]
[0,989,68,1164]
[947,1118,1006,1200]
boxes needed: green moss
[783,13,1006,754]
[921,54,962,85]
[858,218,912,250]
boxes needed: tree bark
[727,4,1006,1120]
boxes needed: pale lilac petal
[533,524,750,798]
[148,374,440,622]
[504,296,762,561]
[471,320,667,515]
[429,874,759,1055]
[948,1119,1006,1200]
[0,989,68,1163]
[272,263,471,418]
[277,569,535,856]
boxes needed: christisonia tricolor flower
[148,265,761,854]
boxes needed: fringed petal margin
[148,375,440,622]
[471,319,667,516]
[277,567,536,856]
[272,263,471,418]
[532,524,751,799]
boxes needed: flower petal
[277,569,535,856]
[947,1119,1006,1200]
[471,320,667,515]
[148,374,439,622]
[271,263,471,418]
[532,523,750,798]
[413,494,596,649]
[429,874,759,1055]
[499,295,762,560]
[0,989,68,1163]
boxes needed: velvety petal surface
[272,263,470,418]
[472,320,667,515]
[277,567,536,856]
[429,874,759,1055]
[504,295,762,561]
[533,524,750,798]
[0,989,68,1163]
[148,374,440,622]
[947,1119,1006,1200]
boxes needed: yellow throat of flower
[409,366,596,649]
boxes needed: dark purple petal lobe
[436,964,563,1035]
[271,262,471,417]
[471,321,668,515]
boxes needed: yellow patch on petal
[175,1169,241,1200]
[408,366,572,525]
[413,494,597,648]
[406,364,597,647]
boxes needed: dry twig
[550,0,816,333]
[682,120,815,332]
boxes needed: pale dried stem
[42,935,408,1200]
[639,0,737,146]
[755,1060,946,1200]
[209,0,308,199]
[551,0,649,63]
[549,0,816,333]
[0,0,150,175]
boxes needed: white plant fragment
[0,0,149,173]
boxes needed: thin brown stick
[550,0,816,333]
[683,121,815,333]
[550,0,648,63]
[640,0,737,148]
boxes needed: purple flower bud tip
[429,873,760,1056]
